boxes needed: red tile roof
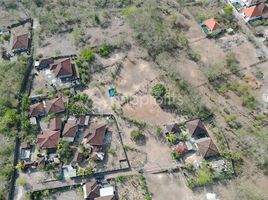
[84,180,100,199]
[74,149,84,163]
[257,2,268,18]
[12,33,29,50]
[185,119,207,138]
[62,123,78,138]
[49,117,62,131]
[50,58,73,77]
[243,5,262,17]
[195,137,219,158]
[39,58,53,67]
[83,123,107,147]
[36,130,60,149]
[45,97,65,114]
[203,18,221,31]
[29,102,45,117]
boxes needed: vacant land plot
[0,8,28,27]
[36,33,76,57]
[115,58,160,95]
[44,187,83,200]
[116,175,149,200]
[146,173,204,200]
[122,94,175,125]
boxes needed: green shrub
[57,140,74,164]
[78,47,95,62]
[226,52,239,73]
[196,169,212,186]
[115,175,124,182]
[2,33,10,41]
[99,44,113,57]
[151,84,166,99]
[130,130,143,141]
[171,150,180,160]
[223,5,233,15]
[218,84,228,94]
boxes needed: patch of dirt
[36,33,76,57]
[116,58,160,95]
[146,173,205,200]
[116,175,147,200]
[122,94,175,125]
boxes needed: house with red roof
[62,122,79,142]
[48,117,62,131]
[45,97,65,115]
[201,18,223,36]
[185,119,208,139]
[11,33,29,53]
[83,180,100,199]
[241,0,264,7]
[242,5,263,21]
[82,123,107,152]
[50,58,74,79]
[29,102,46,118]
[195,137,219,159]
[36,130,61,151]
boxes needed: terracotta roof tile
[185,119,207,138]
[84,180,100,199]
[62,123,78,138]
[50,58,73,77]
[12,33,29,50]
[195,137,219,158]
[45,97,65,114]
[203,18,221,31]
[243,5,262,17]
[49,117,62,131]
[36,130,60,149]
[83,123,107,147]
[29,102,45,117]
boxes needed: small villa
[50,58,74,79]
[11,33,29,53]
[82,123,107,152]
[36,130,61,151]
[62,122,79,142]
[201,18,222,36]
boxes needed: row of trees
[0,55,30,198]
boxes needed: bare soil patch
[122,94,175,125]
[115,58,159,95]
[116,175,148,200]
[146,173,204,200]
[36,33,76,57]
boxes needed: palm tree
[166,132,177,144]
[180,132,189,141]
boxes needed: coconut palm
[180,132,189,141]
